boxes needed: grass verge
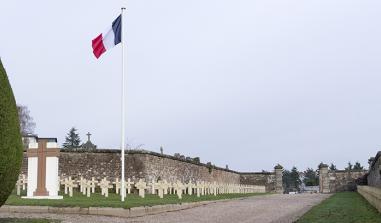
[5,191,266,209]
[296,192,381,223]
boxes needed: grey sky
[1,0,381,172]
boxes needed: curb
[0,196,260,218]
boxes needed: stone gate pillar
[274,164,283,194]
[319,163,330,193]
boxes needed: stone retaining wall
[21,149,281,192]
[368,151,381,187]
[240,173,275,192]
[318,164,367,193]
[328,170,368,192]
[358,186,381,212]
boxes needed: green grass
[5,190,266,209]
[297,192,381,223]
[0,218,59,223]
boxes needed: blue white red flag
[92,15,121,59]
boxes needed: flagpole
[121,6,126,202]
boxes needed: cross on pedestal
[26,139,59,196]
[86,132,91,141]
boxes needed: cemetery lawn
[297,192,381,223]
[6,191,267,209]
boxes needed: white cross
[173,180,185,199]
[99,178,112,197]
[196,181,202,197]
[149,178,156,194]
[89,177,97,194]
[162,180,170,195]
[15,178,23,196]
[185,181,194,195]
[77,177,87,193]
[126,178,134,194]
[155,180,166,198]
[213,182,217,196]
[66,177,78,197]
[62,177,69,194]
[113,178,121,194]
[135,179,148,198]
[21,174,27,190]
[81,179,88,195]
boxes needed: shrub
[0,59,23,206]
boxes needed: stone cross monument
[23,138,63,199]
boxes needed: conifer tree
[303,168,319,186]
[0,59,23,206]
[353,162,364,170]
[329,163,337,171]
[63,127,81,149]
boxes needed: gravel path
[0,193,330,223]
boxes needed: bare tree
[17,105,36,135]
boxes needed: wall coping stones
[331,169,368,173]
[240,172,274,175]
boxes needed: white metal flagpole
[121,7,126,202]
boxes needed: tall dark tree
[303,168,319,186]
[63,127,81,149]
[282,169,292,192]
[353,162,364,170]
[329,163,337,171]
[283,166,302,192]
[0,59,23,206]
[17,105,36,135]
[290,166,302,191]
[345,162,353,171]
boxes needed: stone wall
[358,186,381,213]
[240,172,275,192]
[328,170,367,192]
[21,149,280,192]
[318,163,367,193]
[368,151,381,187]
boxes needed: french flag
[92,15,122,59]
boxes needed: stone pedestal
[274,164,284,194]
[22,138,63,199]
[319,163,330,193]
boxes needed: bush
[0,59,23,206]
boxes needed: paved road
[0,193,330,223]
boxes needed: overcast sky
[1,0,381,172]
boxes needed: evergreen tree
[283,167,302,192]
[329,163,337,171]
[290,166,302,191]
[0,59,23,206]
[63,127,81,149]
[303,168,319,186]
[353,162,364,170]
[345,162,353,171]
[282,169,292,192]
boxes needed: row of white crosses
[132,180,266,199]
[16,174,265,199]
